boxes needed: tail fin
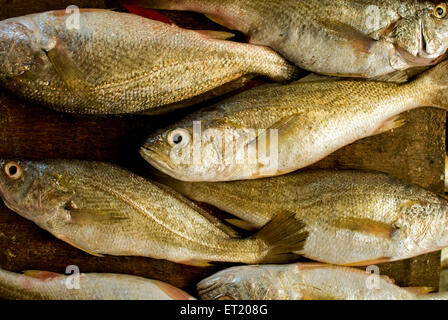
[252,211,308,264]
[411,60,448,109]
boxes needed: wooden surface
[0,1,446,296]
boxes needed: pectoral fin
[176,259,214,267]
[334,217,399,240]
[296,263,328,271]
[45,40,96,105]
[319,19,375,54]
[195,30,235,40]
[343,257,391,267]
[373,116,406,135]
[65,202,129,224]
[247,113,302,152]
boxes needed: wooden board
[0,1,445,296]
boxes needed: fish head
[140,125,197,181]
[141,120,247,182]
[0,159,73,225]
[197,265,281,300]
[392,196,448,255]
[419,3,448,58]
[390,2,448,66]
[0,16,49,79]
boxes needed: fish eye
[167,128,191,147]
[433,4,447,18]
[4,162,23,180]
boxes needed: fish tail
[251,211,308,264]
[412,60,448,110]
[249,46,300,82]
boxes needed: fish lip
[397,19,444,66]
[197,278,226,299]
[417,18,434,60]
[395,44,444,66]
[420,20,426,56]
[139,146,176,174]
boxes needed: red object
[239,79,265,92]
[122,4,174,25]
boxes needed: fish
[0,9,297,115]
[123,0,448,78]
[0,267,195,300]
[154,170,448,266]
[0,159,308,266]
[141,60,448,182]
[197,263,441,300]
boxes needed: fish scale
[0,9,296,114]
[197,263,447,300]
[142,61,448,182]
[0,159,308,266]
[0,268,195,300]
[134,0,448,77]
[155,169,448,265]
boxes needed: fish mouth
[139,145,177,176]
[419,20,427,57]
[396,45,444,67]
[397,20,445,67]
[197,277,228,300]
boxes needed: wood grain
[0,1,445,295]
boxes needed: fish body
[142,61,448,182]
[0,9,296,114]
[0,268,194,300]
[0,159,307,266]
[156,170,448,266]
[132,0,448,78]
[197,263,432,300]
